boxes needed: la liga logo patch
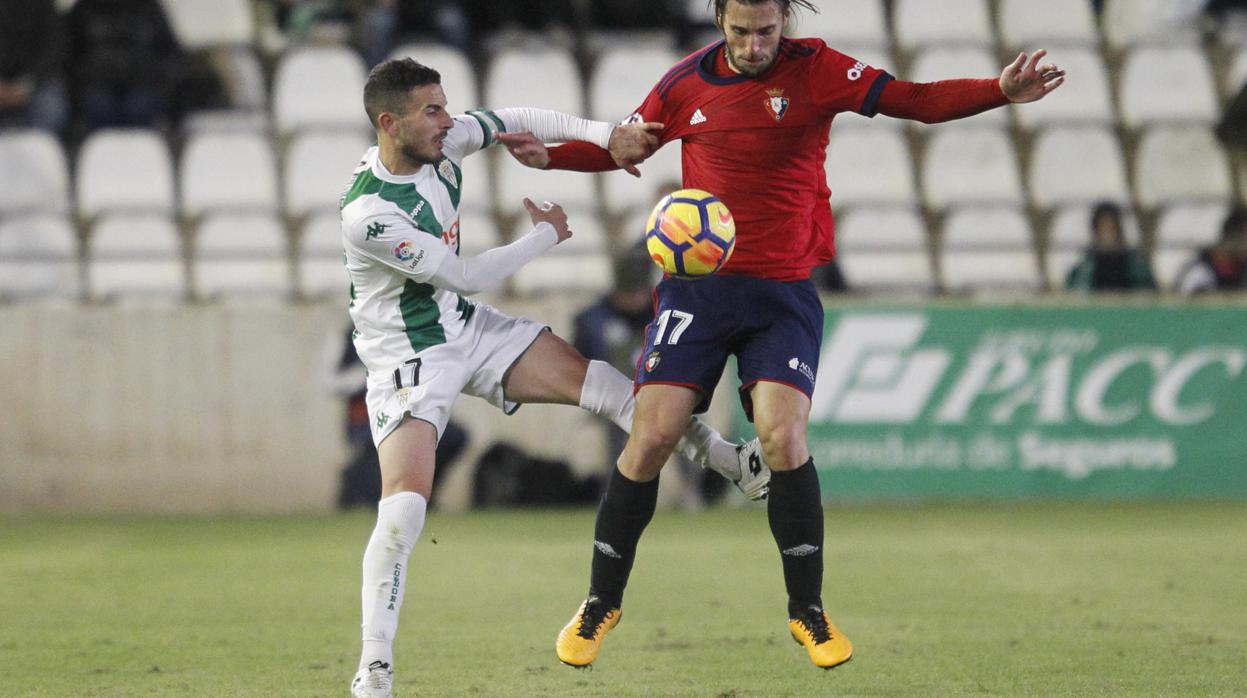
[393,240,416,262]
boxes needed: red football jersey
[629,38,891,281]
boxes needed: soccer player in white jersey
[344,59,771,698]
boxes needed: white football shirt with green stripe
[340,107,614,375]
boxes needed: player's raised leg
[502,331,769,499]
[554,383,700,666]
[351,418,436,698]
[750,381,852,669]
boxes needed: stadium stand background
[2,0,1245,513]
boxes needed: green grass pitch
[2,503,1245,697]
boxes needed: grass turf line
[1,503,1245,697]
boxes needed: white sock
[578,359,740,479]
[359,491,427,671]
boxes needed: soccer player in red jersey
[502,0,1065,669]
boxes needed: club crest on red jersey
[764,88,789,122]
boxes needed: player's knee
[623,418,683,473]
[757,420,807,471]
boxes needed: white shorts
[365,303,545,447]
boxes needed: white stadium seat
[906,46,1007,128]
[0,214,80,300]
[1228,47,1247,96]
[87,213,184,301]
[193,213,291,299]
[921,127,1023,209]
[159,0,253,48]
[837,206,929,251]
[1155,202,1231,248]
[454,149,494,216]
[998,0,1099,46]
[76,129,175,218]
[180,131,279,217]
[1103,0,1201,48]
[940,206,1041,291]
[510,211,607,256]
[1011,48,1115,128]
[797,0,889,47]
[513,254,612,295]
[0,129,70,216]
[893,0,994,50]
[942,206,1034,251]
[273,46,370,136]
[297,212,345,299]
[456,209,503,257]
[486,47,582,115]
[1045,249,1083,288]
[1153,249,1195,291]
[497,158,597,215]
[1028,127,1130,208]
[591,45,682,121]
[834,206,933,292]
[284,131,371,219]
[391,43,479,109]
[825,128,917,208]
[1119,46,1219,128]
[1134,127,1233,208]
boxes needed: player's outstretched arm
[999,49,1065,103]
[499,123,663,177]
[876,49,1064,125]
[425,199,570,295]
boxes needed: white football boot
[732,439,770,500]
[350,660,393,698]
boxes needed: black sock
[588,466,659,608]
[767,459,824,617]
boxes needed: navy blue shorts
[634,274,824,421]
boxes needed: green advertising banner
[741,304,1247,501]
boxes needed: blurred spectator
[462,0,579,35]
[65,0,187,137]
[324,325,469,509]
[389,1,473,59]
[1217,81,1247,152]
[1174,207,1247,294]
[572,245,727,507]
[0,0,69,134]
[1065,202,1157,292]
[588,0,676,31]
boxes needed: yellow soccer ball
[644,188,736,278]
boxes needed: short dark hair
[711,0,816,28]
[1090,201,1123,229]
[363,58,441,127]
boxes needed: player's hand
[608,122,664,177]
[523,198,572,243]
[497,131,550,169]
[1000,49,1065,103]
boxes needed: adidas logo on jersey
[689,108,707,125]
